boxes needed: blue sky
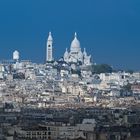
[0,0,140,70]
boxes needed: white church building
[46,32,92,66]
[64,32,91,66]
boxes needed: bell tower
[46,32,53,62]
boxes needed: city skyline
[0,0,140,70]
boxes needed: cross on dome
[74,32,77,38]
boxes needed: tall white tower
[13,50,19,61]
[46,32,53,62]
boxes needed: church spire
[66,48,68,52]
[84,48,86,52]
[48,31,53,41]
[74,32,77,38]
[83,48,87,57]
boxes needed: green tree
[92,64,113,74]
[122,83,132,92]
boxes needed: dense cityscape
[0,32,140,140]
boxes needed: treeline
[92,64,113,74]
[89,64,134,74]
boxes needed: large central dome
[70,32,81,52]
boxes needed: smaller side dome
[83,48,87,57]
[64,48,69,57]
[64,48,69,62]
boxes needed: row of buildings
[0,32,140,140]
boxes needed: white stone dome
[70,32,81,52]
[13,50,19,60]
[64,48,69,58]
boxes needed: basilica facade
[64,33,91,66]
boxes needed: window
[48,132,51,135]
[48,136,51,139]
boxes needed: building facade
[64,32,91,66]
